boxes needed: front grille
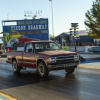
[56,56,74,62]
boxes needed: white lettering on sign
[28,25,30,30]
[21,26,23,30]
[33,25,35,30]
[11,26,13,31]
[31,25,34,30]
[11,26,26,31]
[45,25,47,29]
[14,26,16,31]
[10,24,47,31]
[36,25,38,29]
[19,26,20,30]
[42,25,44,29]
[23,26,26,30]
[16,26,18,30]
[39,25,41,29]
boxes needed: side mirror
[28,48,33,52]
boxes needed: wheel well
[12,58,17,63]
[37,59,46,67]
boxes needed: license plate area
[64,64,70,68]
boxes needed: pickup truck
[6,41,80,77]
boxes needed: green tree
[49,34,54,38]
[84,0,100,39]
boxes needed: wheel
[38,62,49,77]
[12,60,21,73]
[65,68,75,74]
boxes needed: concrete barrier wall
[62,46,100,52]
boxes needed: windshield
[34,42,61,52]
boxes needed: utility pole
[49,0,54,40]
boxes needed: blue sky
[0,0,94,38]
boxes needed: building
[55,30,93,46]
[55,32,71,43]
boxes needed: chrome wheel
[12,60,21,73]
[13,61,17,70]
[38,62,49,77]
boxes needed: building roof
[58,30,88,36]
[2,18,48,22]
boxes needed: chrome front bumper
[48,62,79,69]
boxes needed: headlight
[74,55,79,60]
[49,57,56,63]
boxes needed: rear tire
[12,60,21,73]
[65,68,75,74]
[38,62,49,77]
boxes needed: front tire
[65,68,75,74]
[38,62,49,77]
[12,60,21,73]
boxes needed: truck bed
[7,51,23,64]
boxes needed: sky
[0,0,94,39]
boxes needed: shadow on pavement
[0,68,76,90]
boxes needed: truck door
[23,43,36,68]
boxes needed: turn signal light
[52,66,57,67]
[49,58,51,63]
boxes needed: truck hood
[38,50,77,57]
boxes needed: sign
[10,24,48,31]
[62,46,68,51]
[2,19,49,50]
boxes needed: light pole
[49,0,54,39]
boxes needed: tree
[84,0,100,39]
[49,34,54,38]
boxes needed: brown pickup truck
[6,41,80,77]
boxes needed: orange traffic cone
[7,48,9,52]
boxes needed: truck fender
[37,58,47,67]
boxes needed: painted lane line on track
[78,65,100,69]
[0,92,17,100]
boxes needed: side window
[29,44,34,52]
[25,44,29,52]
[25,43,33,53]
